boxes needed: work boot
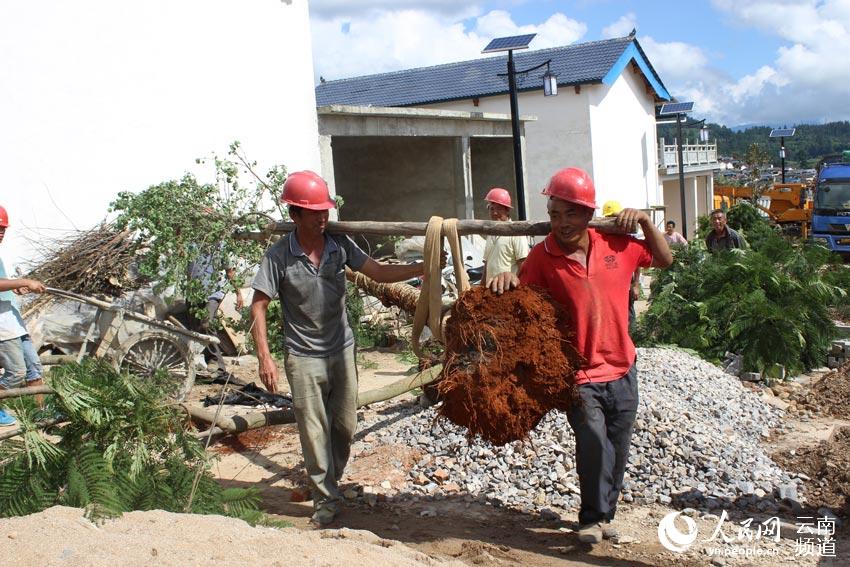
[601,520,619,540]
[577,522,603,544]
[310,506,337,527]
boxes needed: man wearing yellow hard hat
[602,201,640,328]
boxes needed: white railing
[659,139,718,169]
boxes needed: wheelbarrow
[40,287,219,401]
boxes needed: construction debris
[827,338,850,369]
[437,286,581,445]
[792,359,850,420]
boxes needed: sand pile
[437,286,581,445]
[0,506,462,567]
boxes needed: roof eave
[601,41,671,101]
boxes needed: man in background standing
[705,209,746,252]
[663,220,688,247]
[481,187,528,284]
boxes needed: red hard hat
[542,167,597,209]
[484,187,513,209]
[0,205,8,227]
[281,171,336,210]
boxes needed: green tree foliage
[0,360,279,524]
[109,142,283,308]
[744,143,771,178]
[635,203,844,376]
[658,121,850,165]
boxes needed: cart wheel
[116,331,196,401]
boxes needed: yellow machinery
[713,183,813,238]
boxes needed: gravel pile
[351,347,804,515]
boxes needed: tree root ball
[437,286,582,445]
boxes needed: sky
[309,0,850,127]
[2,0,850,266]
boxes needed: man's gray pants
[566,364,639,526]
[284,344,358,512]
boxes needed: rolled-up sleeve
[252,252,282,299]
[340,235,369,271]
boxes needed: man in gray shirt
[251,171,430,526]
[705,209,747,252]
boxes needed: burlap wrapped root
[437,286,582,445]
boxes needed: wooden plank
[236,216,624,240]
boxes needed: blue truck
[810,153,850,255]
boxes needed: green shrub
[0,359,278,524]
[636,211,843,375]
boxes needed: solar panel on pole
[659,102,694,115]
[482,34,536,53]
[769,128,796,138]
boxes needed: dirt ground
[179,349,850,566]
[4,348,848,565]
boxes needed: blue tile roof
[315,36,670,108]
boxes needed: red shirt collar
[543,229,597,257]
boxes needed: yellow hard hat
[602,200,623,217]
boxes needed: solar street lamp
[659,101,697,239]
[699,125,710,143]
[769,127,796,183]
[483,34,558,220]
[543,64,558,97]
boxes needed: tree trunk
[356,364,443,407]
[0,385,55,400]
[237,217,624,241]
[193,364,444,439]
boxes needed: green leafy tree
[744,142,771,181]
[0,360,279,524]
[636,206,843,376]
[110,142,284,311]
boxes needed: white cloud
[311,8,586,81]
[309,0,480,19]
[639,36,709,80]
[708,0,850,124]
[601,13,636,39]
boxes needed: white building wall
[422,70,660,222]
[424,88,593,222]
[1,0,320,265]
[587,70,660,211]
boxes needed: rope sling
[411,216,471,358]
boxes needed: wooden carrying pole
[237,217,624,241]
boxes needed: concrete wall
[662,174,714,240]
[470,137,517,219]
[424,88,593,222]
[588,69,660,210]
[330,136,461,222]
[696,174,711,219]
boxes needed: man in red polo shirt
[489,167,672,544]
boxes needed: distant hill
[657,121,850,166]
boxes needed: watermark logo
[658,511,699,552]
[657,510,837,559]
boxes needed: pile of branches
[22,224,140,316]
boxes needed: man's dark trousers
[566,364,639,525]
